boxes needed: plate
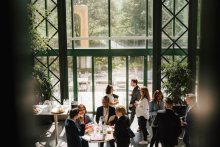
[51,107,65,113]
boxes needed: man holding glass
[129,79,141,131]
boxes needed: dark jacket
[181,103,199,136]
[113,115,130,147]
[95,106,118,126]
[65,118,85,147]
[129,85,141,107]
[76,114,93,129]
[153,109,182,146]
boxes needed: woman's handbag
[148,115,152,126]
[122,119,135,138]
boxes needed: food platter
[51,107,65,113]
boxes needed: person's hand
[111,126,114,129]
[129,94,132,96]
[85,129,89,134]
[106,122,111,125]
[115,101,119,105]
[180,117,182,121]
[129,104,133,107]
[181,120,184,126]
[134,103,139,107]
[79,115,84,122]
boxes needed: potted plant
[161,59,193,117]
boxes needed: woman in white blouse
[135,86,150,145]
[105,85,119,107]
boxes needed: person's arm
[108,102,118,106]
[86,114,94,124]
[149,101,157,116]
[67,122,85,136]
[113,120,122,138]
[130,90,137,105]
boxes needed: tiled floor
[35,114,185,147]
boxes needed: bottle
[63,99,66,105]
[99,116,103,133]
[103,122,107,134]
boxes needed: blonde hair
[116,105,127,114]
[140,86,150,103]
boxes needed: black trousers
[138,116,149,141]
[183,131,197,147]
[161,143,174,147]
[150,127,159,147]
[100,139,115,147]
[81,139,89,147]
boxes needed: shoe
[139,140,148,145]
[147,134,151,138]
[137,128,141,132]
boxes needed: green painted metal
[73,56,78,101]
[144,56,148,87]
[146,0,149,50]
[108,56,112,85]
[126,56,129,114]
[108,0,111,49]
[71,0,74,49]
[92,56,95,114]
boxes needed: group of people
[65,79,198,147]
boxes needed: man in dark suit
[181,94,199,147]
[65,108,86,147]
[96,96,118,147]
[154,98,182,147]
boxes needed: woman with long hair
[149,90,165,147]
[105,85,119,107]
[134,86,151,145]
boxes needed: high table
[82,133,114,147]
[35,105,69,147]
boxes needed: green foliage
[32,66,53,104]
[27,4,50,54]
[161,59,193,106]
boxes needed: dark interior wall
[198,0,220,146]
[1,0,36,147]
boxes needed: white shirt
[136,98,149,119]
[106,94,115,108]
[103,106,109,123]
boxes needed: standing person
[105,85,119,108]
[65,108,85,147]
[128,79,141,131]
[96,96,118,147]
[113,105,130,147]
[181,94,199,147]
[153,98,182,147]
[149,90,165,147]
[76,104,93,147]
[134,86,151,145]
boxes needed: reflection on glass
[49,56,60,101]
[112,57,126,107]
[111,40,145,49]
[148,56,153,97]
[195,56,199,100]
[35,57,47,67]
[148,0,153,37]
[129,56,144,100]
[68,56,73,103]
[77,56,92,112]
[74,40,108,49]
[94,57,108,110]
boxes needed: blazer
[129,85,141,106]
[95,106,118,126]
[76,114,93,129]
[153,109,182,146]
[181,103,199,136]
[113,115,130,147]
[149,100,165,127]
[65,118,85,147]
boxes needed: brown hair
[105,85,113,95]
[131,79,138,85]
[69,108,79,119]
[152,90,164,102]
[116,105,127,115]
[140,86,150,103]
[78,104,87,113]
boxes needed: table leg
[98,142,101,147]
[49,115,65,147]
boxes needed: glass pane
[94,57,108,111]
[129,56,144,100]
[34,56,47,67]
[197,0,201,48]
[111,40,145,49]
[77,56,92,112]
[195,56,199,101]
[74,40,108,49]
[111,0,146,37]
[148,0,153,37]
[112,56,126,108]
[73,0,108,37]
[148,56,153,97]
[68,56,73,103]
[66,0,72,49]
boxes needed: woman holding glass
[149,90,165,147]
[135,86,151,145]
[113,105,130,147]
[105,85,119,107]
[76,104,93,147]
